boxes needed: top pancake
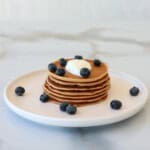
[48,59,108,82]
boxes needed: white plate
[4,70,148,127]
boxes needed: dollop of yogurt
[66,59,91,77]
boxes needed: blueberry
[80,68,90,78]
[56,68,65,76]
[40,94,49,102]
[48,63,57,72]
[93,59,102,66]
[59,58,67,67]
[60,102,69,112]
[15,86,25,96]
[110,100,122,110]
[66,104,77,115]
[130,86,139,96]
[74,55,83,59]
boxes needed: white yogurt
[66,59,91,77]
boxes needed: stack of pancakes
[43,59,110,105]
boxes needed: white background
[0,0,150,22]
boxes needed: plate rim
[3,69,148,127]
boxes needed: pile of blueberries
[60,102,77,115]
[15,85,140,114]
[48,55,102,78]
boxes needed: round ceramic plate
[4,70,148,127]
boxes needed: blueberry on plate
[93,59,102,66]
[15,86,25,96]
[60,102,69,112]
[110,100,122,110]
[48,63,57,72]
[59,58,67,67]
[66,104,77,115]
[130,86,139,96]
[56,68,65,76]
[80,67,91,78]
[40,94,49,102]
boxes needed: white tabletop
[0,22,150,150]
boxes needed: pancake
[43,58,110,105]
[44,88,108,104]
[44,82,110,96]
[49,73,110,87]
[45,79,110,93]
[48,59,108,82]
[46,86,107,102]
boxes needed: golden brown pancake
[43,58,110,105]
[46,77,110,91]
[45,82,110,94]
[48,59,108,82]
[49,73,110,87]
[45,79,110,93]
[44,87,108,104]
[44,82,110,97]
[44,86,108,100]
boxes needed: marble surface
[1,0,150,22]
[0,22,150,150]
